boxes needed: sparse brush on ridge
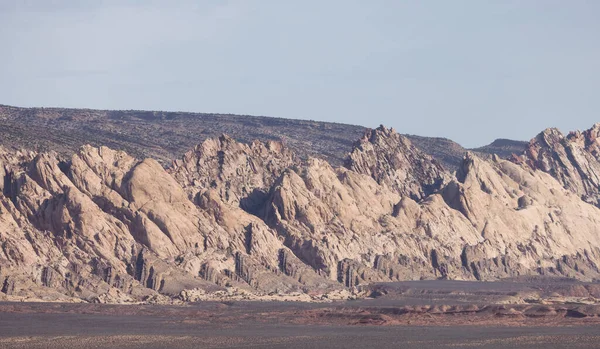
[1,115,600,303]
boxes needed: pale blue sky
[1,1,599,147]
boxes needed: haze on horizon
[1,0,598,148]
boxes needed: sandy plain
[1,280,599,349]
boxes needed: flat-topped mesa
[472,138,529,161]
[513,125,600,206]
[345,125,449,201]
[168,134,299,208]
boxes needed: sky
[1,1,599,147]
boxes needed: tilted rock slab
[1,125,600,302]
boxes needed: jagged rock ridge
[1,125,600,303]
[346,126,449,201]
[512,124,600,207]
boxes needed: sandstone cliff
[346,126,449,200]
[513,124,600,207]
[1,125,600,303]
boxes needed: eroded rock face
[169,135,298,209]
[444,152,600,280]
[346,126,449,201]
[255,148,600,285]
[0,143,337,303]
[513,125,600,206]
[2,124,600,303]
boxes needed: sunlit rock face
[513,124,600,207]
[2,124,600,303]
[346,126,449,201]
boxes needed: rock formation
[169,135,298,209]
[1,124,600,303]
[512,124,600,207]
[0,104,527,171]
[346,126,449,200]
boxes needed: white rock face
[512,125,600,208]
[1,125,600,302]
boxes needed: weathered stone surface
[169,135,298,207]
[2,123,600,303]
[513,124,600,206]
[346,126,448,200]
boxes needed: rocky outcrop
[445,153,600,280]
[256,148,600,285]
[169,135,298,209]
[0,143,338,302]
[513,125,600,206]
[2,123,600,303]
[346,126,449,201]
